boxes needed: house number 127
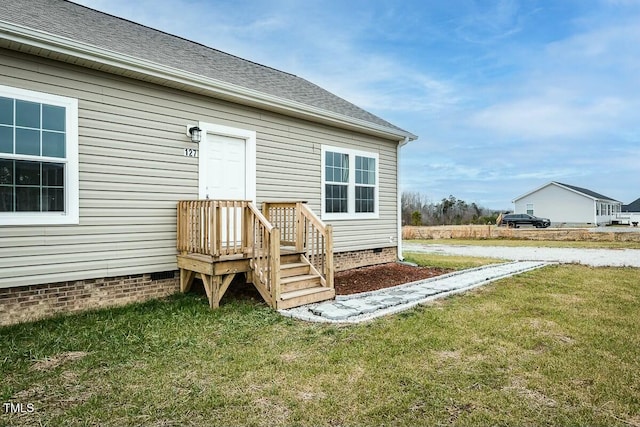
[184,148,198,157]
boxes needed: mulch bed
[334,262,452,295]
[211,262,453,302]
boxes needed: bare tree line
[401,192,501,226]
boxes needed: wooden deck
[176,200,334,309]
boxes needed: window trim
[0,85,79,225]
[321,145,379,220]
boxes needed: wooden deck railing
[263,201,334,289]
[177,200,250,257]
[177,200,332,306]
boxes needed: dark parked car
[500,213,551,228]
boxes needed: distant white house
[512,182,622,226]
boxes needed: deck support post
[325,224,334,289]
[200,274,217,308]
[270,228,281,308]
[180,269,196,293]
[196,272,238,309]
[219,273,236,303]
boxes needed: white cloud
[453,0,524,44]
[470,95,628,138]
[468,18,640,140]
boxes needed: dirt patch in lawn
[31,351,89,372]
[334,262,452,295]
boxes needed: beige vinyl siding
[256,120,398,252]
[0,48,399,289]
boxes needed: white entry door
[198,123,257,248]
[203,134,246,200]
[203,134,245,246]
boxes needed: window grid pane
[0,159,64,213]
[43,187,64,212]
[0,126,12,153]
[0,94,67,214]
[42,105,65,132]
[0,97,13,126]
[16,187,40,211]
[355,155,375,185]
[325,151,349,183]
[355,186,375,213]
[0,185,13,212]
[325,184,348,213]
[42,131,65,158]
[325,151,348,213]
[15,100,40,129]
[15,128,40,156]
[355,155,375,212]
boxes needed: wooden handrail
[263,201,334,290]
[299,202,326,231]
[246,202,279,306]
[247,202,274,233]
[298,203,334,289]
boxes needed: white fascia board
[0,21,417,142]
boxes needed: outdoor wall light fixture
[187,125,202,143]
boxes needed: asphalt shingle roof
[555,182,620,202]
[622,197,640,212]
[0,0,411,137]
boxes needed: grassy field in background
[403,252,503,270]
[2,261,639,426]
[407,238,640,249]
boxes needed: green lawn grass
[403,252,503,270]
[408,238,640,249]
[1,264,639,426]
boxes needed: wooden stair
[276,252,335,309]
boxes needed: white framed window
[526,204,534,215]
[0,85,79,225]
[321,145,378,220]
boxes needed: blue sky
[74,0,640,209]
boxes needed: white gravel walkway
[404,242,640,267]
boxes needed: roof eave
[0,21,417,142]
